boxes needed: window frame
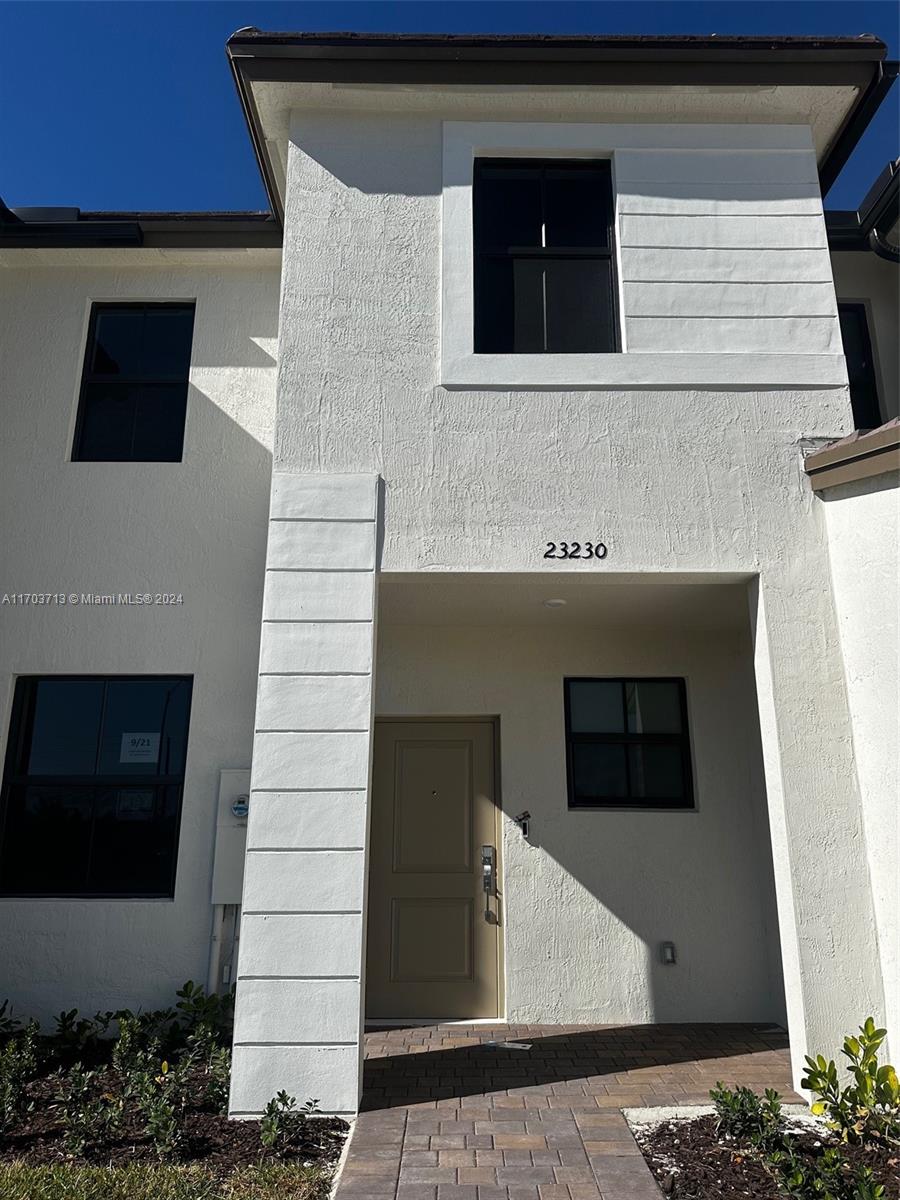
[0,674,194,899]
[836,300,883,430]
[472,157,620,356]
[71,301,196,463]
[563,676,695,811]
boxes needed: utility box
[211,769,250,905]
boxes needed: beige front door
[365,720,502,1020]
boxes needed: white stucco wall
[830,251,899,422]
[263,92,887,1096]
[822,475,900,1054]
[0,254,280,1022]
[375,613,786,1026]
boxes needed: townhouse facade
[0,33,897,1117]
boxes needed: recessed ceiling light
[543,598,567,609]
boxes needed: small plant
[143,1089,182,1159]
[711,1082,784,1149]
[0,1000,21,1039]
[0,1020,39,1132]
[55,1062,122,1157]
[802,1017,900,1146]
[259,1091,319,1157]
[174,981,234,1039]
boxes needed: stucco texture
[271,102,886,1083]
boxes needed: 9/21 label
[543,541,608,561]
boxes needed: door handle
[481,844,496,920]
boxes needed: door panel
[366,720,501,1019]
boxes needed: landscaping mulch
[634,1114,900,1200]
[0,1058,347,1181]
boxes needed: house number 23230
[543,541,608,560]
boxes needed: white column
[229,473,379,1117]
[749,575,887,1091]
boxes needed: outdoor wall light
[659,941,677,965]
[543,598,567,608]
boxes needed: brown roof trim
[0,207,282,249]
[805,420,900,491]
[226,30,892,222]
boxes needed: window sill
[440,351,850,391]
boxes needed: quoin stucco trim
[229,472,380,1117]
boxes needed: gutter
[819,60,899,196]
[825,159,899,261]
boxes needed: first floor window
[564,677,693,809]
[72,302,195,462]
[0,676,193,897]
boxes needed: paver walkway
[334,1023,799,1199]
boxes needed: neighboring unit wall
[831,250,899,421]
[0,255,280,1021]
[375,616,787,1027]
[822,474,900,1053]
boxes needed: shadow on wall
[372,593,788,1032]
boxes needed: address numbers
[543,542,608,560]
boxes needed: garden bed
[0,984,348,1200]
[632,1110,899,1200]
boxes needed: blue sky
[1,1,897,213]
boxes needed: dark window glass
[1,677,192,897]
[474,159,618,354]
[564,678,694,810]
[73,304,195,462]
[838,303,882,430]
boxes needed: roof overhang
[226,31,897,224]
[826,158,900,259]
[0,203,283,250]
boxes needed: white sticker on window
[120,732,160,764]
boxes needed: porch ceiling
[377,572,751,630]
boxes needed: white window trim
[440,120,846,390]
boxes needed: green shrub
[259,1092,319,1158]
[0,1020,39,1132]
[55,1063,123,1158]
[710,1082,784,1149]
[802,1017,900,1145]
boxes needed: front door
[366,719,502,1019]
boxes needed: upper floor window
[564,677,694,810]
[72,303,195,462]
[473,159,618,355]
[837,303,882,430]
[0,676,193,897]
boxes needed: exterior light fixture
[543,598,567,608]
[659,941,677,965]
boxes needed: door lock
[481,844,496,921]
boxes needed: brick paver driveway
[334,1022,799,1199]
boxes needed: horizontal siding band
[623,281,839,319]
[616,184,823,216]
[624,316,842,354]
[618,214,827,250]
[620,247,834,283]
[615,149,819,186]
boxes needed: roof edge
[0,207,282,250]
[227,30,892,223]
